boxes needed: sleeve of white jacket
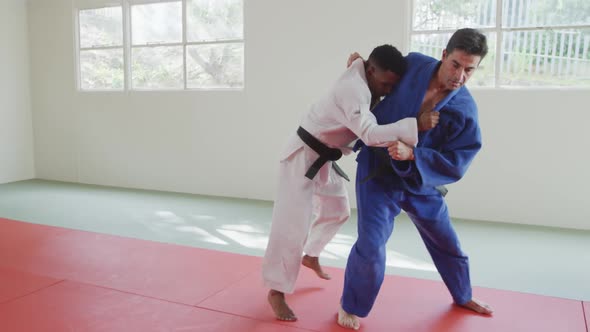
[334,79,418,147]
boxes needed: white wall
[0,0,35,184]
[27,0,590,230]
[448,88,590,229]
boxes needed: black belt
[296,127,349,181]
[361,147,448,197]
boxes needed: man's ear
[366,63,375,77]
[441,49,448,60]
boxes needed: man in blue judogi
[338,28,493,330]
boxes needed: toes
[337,316,360,330]
[278,313,297,322]
[268,291,298,321]
[481,305,493,315]
[337,306,360,330]
[460,299,493,315]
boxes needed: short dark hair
[368,44,407,76]
[446,28,488,59]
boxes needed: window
[78,7,124,90]
[76,0,244,91]
[411,0,590,87]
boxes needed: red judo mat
[0,218,587,332]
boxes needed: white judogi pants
[262,145,350,294]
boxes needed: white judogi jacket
[262,58,417,294]
[281,58,417,163]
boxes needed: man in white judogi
[262,45,425,322]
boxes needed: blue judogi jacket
[356,52,482,195]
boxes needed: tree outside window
[411,0,590,87]
[77,0,244,91]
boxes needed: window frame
[74,0,245,92]
[408,0,590,89]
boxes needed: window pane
[79,7,122,48]
[132,46,183,89]
[500,29,590,87]
[411,32,450,58]
[503,0,590,28]
[187,0,243,42]
[132,2,182,45]
[186,43,243,88]
[80,49,124,90]
[413,0,496,31]
[411,32,496,87]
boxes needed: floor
[0,179,589,331]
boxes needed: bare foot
[302,255,331,280]
[337,305,360,330]
[268,289,297,321]
[459,298,493,315]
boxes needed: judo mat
[0,217,586,332]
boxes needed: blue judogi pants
[341,177,472,317]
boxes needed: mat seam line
[582,301,588,332]
[0,279,66,306]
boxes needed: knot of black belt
[296,126,350,181]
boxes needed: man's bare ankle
[302,255,331,280]
[302,254,316,262]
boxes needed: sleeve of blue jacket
[391,92,482,190]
